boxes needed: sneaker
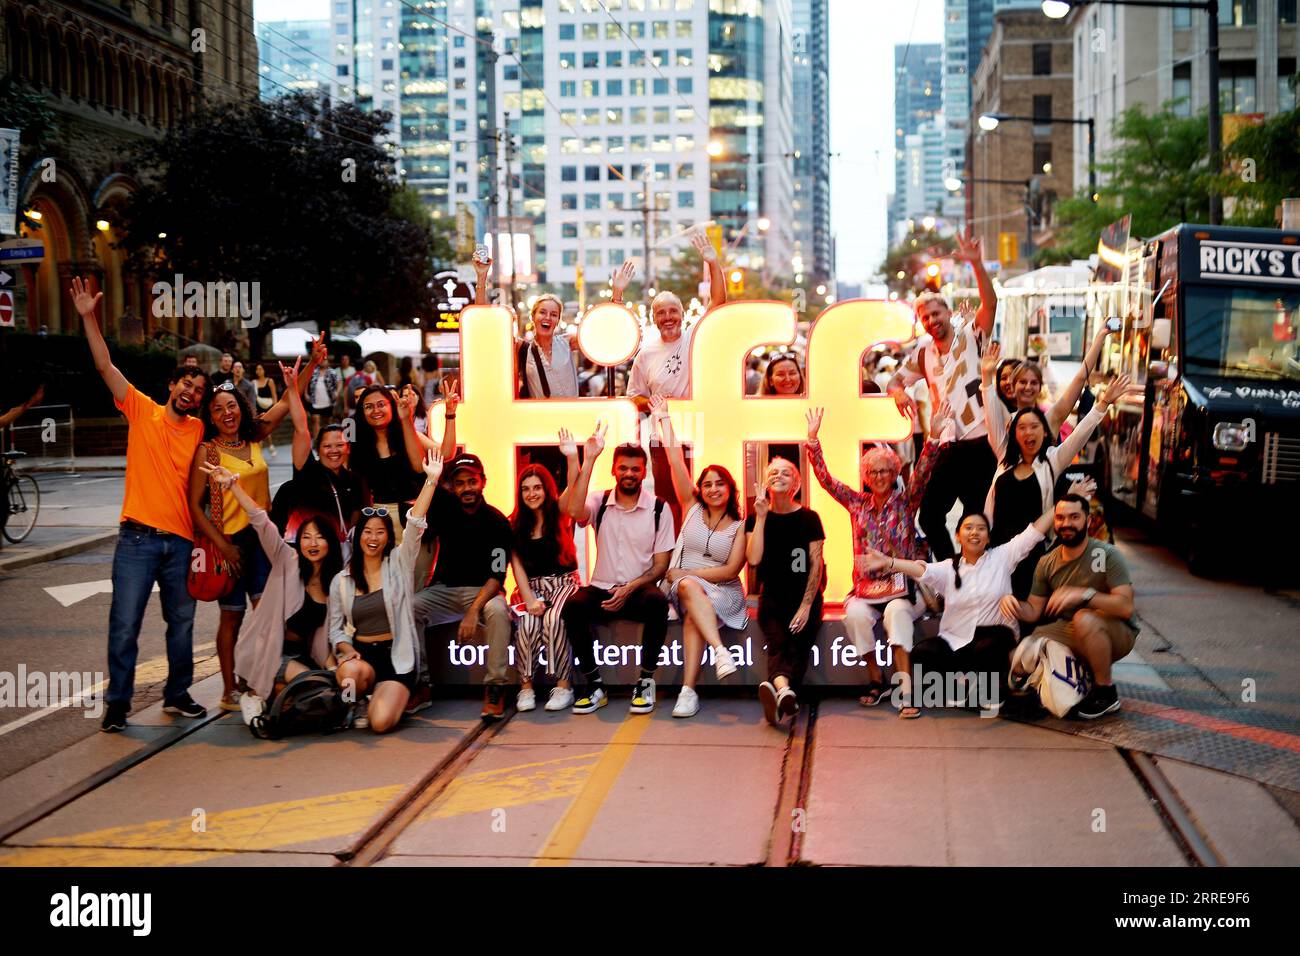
[516,687,537,712]
[100,702,129,733]
[239,693,265,726]
[352,699,370,730]
[481,685,505,720]
[776,687,799,720]
[573,687,607,714]
[163,693,207,719]
[218,691,242,713]
[1074,684,1121,720]
[758,681,779,726]
[404,683,433,716]
[545,687,575,712]
[714,647,738,680]
[629,677,656,714]
[672,686,700,718]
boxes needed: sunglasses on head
[214,381,236,391]
[361,507,390,517]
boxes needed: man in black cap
[412,453,515,718]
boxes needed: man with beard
[1001,495,1139,719]
[884,228,997,561]
[71,276,210,732]
[411,453,514,719]
[562,430,675,715]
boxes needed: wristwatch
[1081,587,1097,606]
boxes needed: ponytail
[951,554,963,589]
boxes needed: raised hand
[558,427,578,458]
[752,483,769,520]
[980,339,1001,384]
[278,360,300,394]
[611,259,636,296]
[690,230,718,263]
[309,332,327,369]
[891,387,918,422]
[422,448,445,483]
[439,375,460,415]
[70,276,104,320]
[806,406,824,441]
[952,225,983,263]
[1099,372,1133,409]
[199,462,238,490]
[473,252,493,276]
[395,385,415,421]
[584,420,607,458]
[1067,476,1098,500]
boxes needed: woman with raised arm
[273,360,362,549]
[509,429,584,713]
[348,383,423,542]
[857,476,1096,717]
[983,373,1132,602]
[329,449,444,733]
[806,402,953,718]
[189,343,323,713]
[648,396,747,718]
[199,462,343,722]
[746,458,826,727]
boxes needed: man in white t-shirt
[621,233,726,529]
[885,229,998,561]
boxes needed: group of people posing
[75,227,1139,736]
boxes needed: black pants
[911,625,1016,703]
[918,436,998,561]
[561,582,669,680]
[759,596,824,688]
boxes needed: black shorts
[355,638,417,692]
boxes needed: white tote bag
[1011,635,1092,718]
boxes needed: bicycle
[1,449,40,543]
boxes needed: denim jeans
[107,526,197,706]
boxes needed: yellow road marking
[419,751,602,821]
[533,717,654,866]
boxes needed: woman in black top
[509,436,582,713]
[349,384,424,540]
[745,457,826,727]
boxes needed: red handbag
[188,444,238,601]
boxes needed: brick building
[969,9,1074,275]
[1,0,256,343]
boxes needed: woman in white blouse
[858,476,1094,717]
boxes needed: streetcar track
[766,700,817,867]
[1119,747,1224,867]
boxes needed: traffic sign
[0,288,15,327]
[0,237,43,264]
[0,269,11,286]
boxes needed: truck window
[1184,286,1300,380]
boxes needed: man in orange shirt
[71,277,211,733]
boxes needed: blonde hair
[765,456,802,494]
[651,290,683,317]
[913,291,951,314]
[530,293,565,321]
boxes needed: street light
[978,111,1096,196]
[1039,0,1221,224]
[706,140,725,158]
[944,176,963,192]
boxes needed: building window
[585,165,602,181]
[607,108,624,123]
[584,52,599,68]
[653,107,671,124]
[583,108,602,125]
[1032,94,1052,122]
[1219,61,1257,113]
[562,223,578,238]
[1280,59,1297,111]
[1283,0,1297,23]
[563,250,578,266]
[1172,62,1192,116]
[1032,141,1052,174]
[381,59,394,71]
[606,23,621,39]
[652,49,669,67]
[630,107,647,124]
[608,193,624,209]
[677,77,693,94]
[562,165,578,181]
[653,20,669,38]
[1219,0,1256,26]
[677,49,693,67]
[337,65,349,76]
[504,66,519,81]
[655,163,670,180]
[454,35,464,47]
[629,22,645,38]
[560,24,576,40]
[335,23,348,35]
[677,162,694,179]
[584,222,603,238]
[678,191,694,208]
[610,222,626,237]
[584,23,599,39]
[559,53,575,69]
[607,51,623,67]
[1032,43,1051,76]
[676,19,692,37]
[583,80,599,96]
[607,79,624,95]
[587,249,603,266]
[562,193,578,209]
[630,78,646,95]
[608,135,625,152]
[453,57,465,70]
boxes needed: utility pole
[483,35,500,305]
[502,111,520,322]
[633,168,655,312]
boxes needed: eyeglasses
[361,507,390,517]
[865,468,897,476]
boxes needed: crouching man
[1004,494,1139,719]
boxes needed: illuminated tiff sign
[426,299,918,601]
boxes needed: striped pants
[514,572,580,684]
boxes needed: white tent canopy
[270,326,424,358]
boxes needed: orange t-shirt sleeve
[115,384,150,423]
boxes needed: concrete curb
[0,530,118,573]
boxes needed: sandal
[858,682,887,707]
[898,697,921,719]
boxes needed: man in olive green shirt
[1007,494,1139,719]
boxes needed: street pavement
[1,467,1298,865]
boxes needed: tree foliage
[880,227,955,296]
[116,92,436,358]
[1218,104,1300,226]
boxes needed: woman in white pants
[806,404,952,718]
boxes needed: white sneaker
[545,687,575,712]
[353,699,370,730]
[573,687,608,714]
[239,693,265,726]
[629,677,657,714]
[714,647,738,680]
[672,686,700,718]
[517,688,537,712]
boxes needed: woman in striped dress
[649,397,747,718]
